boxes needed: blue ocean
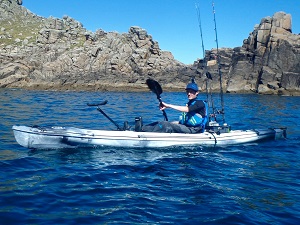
[1,89,300,224]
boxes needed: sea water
[1,89,300,224]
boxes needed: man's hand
[159,102,168,111]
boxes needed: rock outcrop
[0,0,300,95]
[0,0,190,91]
[202,12,300,95]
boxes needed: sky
[22,0,300,65]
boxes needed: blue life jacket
[180,99,208,132]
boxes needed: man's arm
[160,102,189,112]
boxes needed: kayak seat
[135,117,143,132]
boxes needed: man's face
[186,89,198,100]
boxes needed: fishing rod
[212,0,226,124]
[195,3,206,65]
[195,2,217,121]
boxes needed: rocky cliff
[205,11,300,96]
[0,0,191,91]
[1,0,300,95]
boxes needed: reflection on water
[0,150,20,161]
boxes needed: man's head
[185,82,199,100]
[185,82,198,92]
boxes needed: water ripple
[0,89,300,224]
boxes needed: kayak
[12,125,287,149]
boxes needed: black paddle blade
[87,100,108,107]
[146,78,162,96]
[146,78,168,121]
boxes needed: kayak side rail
[87,100,108,107]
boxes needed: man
[142,81,207,133]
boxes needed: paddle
[87,100,123,130]
[146,78,168,121]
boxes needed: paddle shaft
[96,107,123,130]
[157,96,168,121]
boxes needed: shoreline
[2,83,299,96]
